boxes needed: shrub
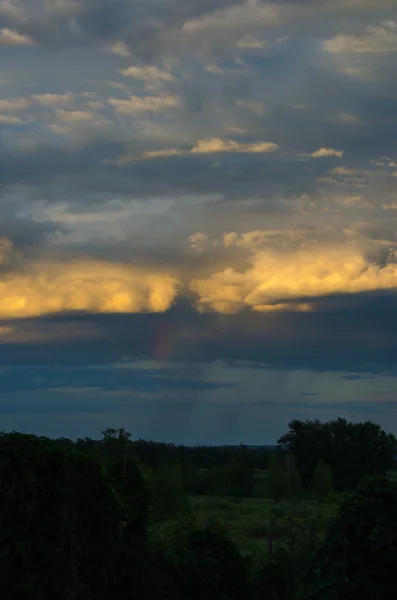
[172,521,253,600]
[306,475,397,600]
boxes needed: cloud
[337,112,358,123]
[382,202,397,211]
[0,114,24,124]
[31,93,74,107]
[324,21,397,54]
[312,148,344,158]
[0,97,30,112]
[120,65,175,83]
[0,240,178,318]
[0,28,35,45]
[235,99,267,115]
[181,0,279,35]
[107,95,181,114]
[110,137,279,164]
[236,34,268,49]
[342,374,374,380]
[106,41,130,57]
[55,109,93,122]
[188,232,208,253]
[190,242,397,313]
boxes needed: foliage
[148,512,199,564]
[254,501,337,598]
[204,464,231,496]
[266,452,303,502]
[305,475,397,600]
[278,417,397,491]
[310,460,334,501]
[267,451,288,502]
[229,448,255,498]
[105,455,151,538]
[149,461,191,520]
[0,432,124,599]
[171,520,253,600]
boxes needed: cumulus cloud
[236,34,268,49]
[188,232,208,253]
[109,137,279,164]
[0,28,35,45]
[120,65,175,83]
[0,114,24,124]
[324,21,397,53]
[107,95,181,114]
[312,148,343,158]
[189,238,397,313]
[106,41,130,57]
[181,0,279,36]
[0,240,178,318]
[31,93,74,107]
[55,109,93,122]
[0,97,30,112]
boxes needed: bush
[306,475,397,600]
[172,521,253,600]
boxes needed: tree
[0,432,124,599]
[172,521,253,600]
[278,419,324,489]
[306,475,397,600]
[267,451,288,502]
[205,464,230,496]
[150,462,190,520]
[278,418,397,492]
[229,449,255,498]
[106,455,151,538]
[310,460,333,501]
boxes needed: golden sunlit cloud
[323,22,397,54]
[312,147,343,158]
[0,248,178,319]
[31,93,75,107]
[120,65,175,82]
[1,231,397,320]
[190,243,397,313]
[108,137,279,165]
[0,28,35,46]
[107,95,181,114]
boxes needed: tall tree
[278,418,397,492]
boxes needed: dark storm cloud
[0,363,236,395]
[342,374,375,381]
[1,291,397,375]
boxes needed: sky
[0,0,397,445]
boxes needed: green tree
[283,452,303,501]
[0,432,125,599]
[181,456,198,494]
[106,455,151,538]
[310,460,333,501]
[172,521,253,600]
[278,418,397,492]
[267,451,288,502]
[306,475,397,600]
[206,464,230,496]
[229,452,255,498]
[150,461,190,520]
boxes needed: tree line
[0,417,396,599]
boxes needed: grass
[188,492,339,566]
[189,496,276,563]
